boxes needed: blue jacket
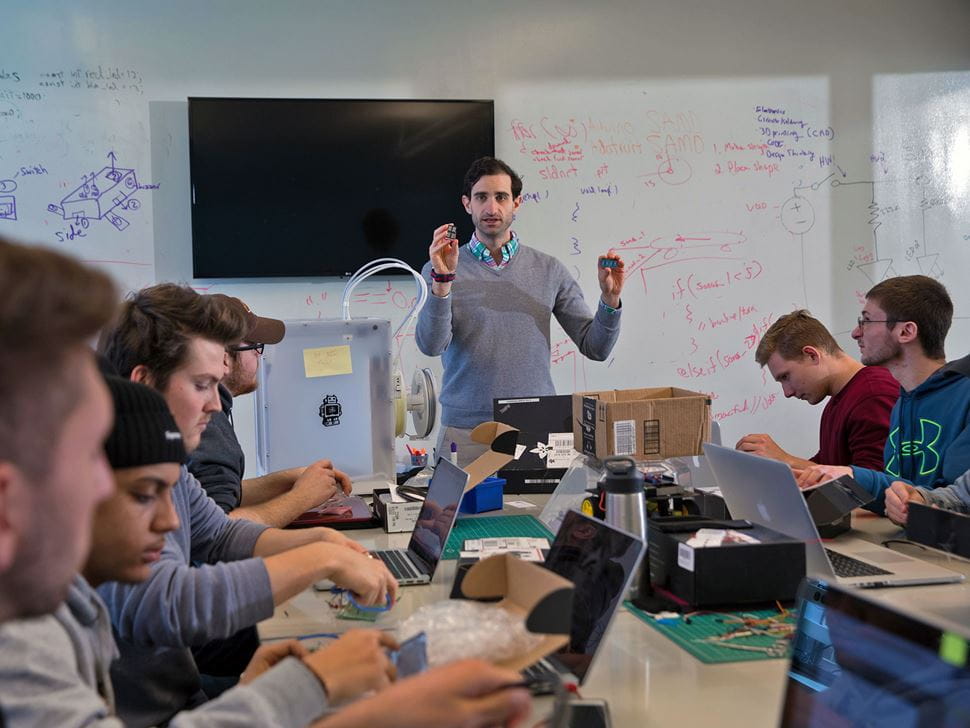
[852,353,970,513]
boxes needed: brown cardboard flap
[463,421,522,490]
[469,421,518,446]
[461,552,510,597]
[460,554,574,671]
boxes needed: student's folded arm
[230,493,307,528]
[239,468,301,507]
[97,552,274,648]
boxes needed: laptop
[371,457,469,586]
[780,578,970,726]
[524,509,645,687]
[704,444,964,587]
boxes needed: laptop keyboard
[825,548,893,578]
[376,550,422,581]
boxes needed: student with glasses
[190,295,353,529]
[794,275,970,524]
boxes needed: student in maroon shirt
[736,310,899,471]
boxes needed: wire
[340,258,429,343]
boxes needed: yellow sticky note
[303,345,353,378]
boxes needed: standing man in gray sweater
[416,157,625,466]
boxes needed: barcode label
[643,419,661,455]
[547,432,575,468]
[613,420,636,456]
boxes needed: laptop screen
[407,458,469,572]
[781,578,970,726]
[543,510,645,683]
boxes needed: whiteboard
[494,78,836,451]
[1,2,969,469]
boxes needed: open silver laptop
[371,458,469,586]
[704,444,964,588]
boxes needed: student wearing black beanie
[85,376,186,585]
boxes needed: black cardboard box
[907,502,970,558]
[493,395,574,494]
[648,519,805,607]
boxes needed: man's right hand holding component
[429,223,459,297]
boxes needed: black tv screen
[188,98,495,278]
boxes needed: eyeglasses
[229,342,265,355]
[856,317,896,327]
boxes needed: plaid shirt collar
[468,232,519,269]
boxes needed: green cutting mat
[443,515,554,560]
[624,601,796,664]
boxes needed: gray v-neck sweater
[416,244,621,428]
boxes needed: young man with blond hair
[737,309,898,471]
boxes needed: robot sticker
[319,394,342,427]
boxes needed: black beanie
[103,375,187,468]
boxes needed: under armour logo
[885,419,942,477]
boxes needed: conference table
[258,496,970,727]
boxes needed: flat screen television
[188,97,495,278]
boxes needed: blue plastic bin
[459,476,505,514]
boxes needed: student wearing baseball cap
[191,294,352,528]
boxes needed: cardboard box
[573,387,711,460]
[460,554,574,670]
[648,520,805,607]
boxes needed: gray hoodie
[0,575,329,727]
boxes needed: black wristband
[430,269,456,283]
